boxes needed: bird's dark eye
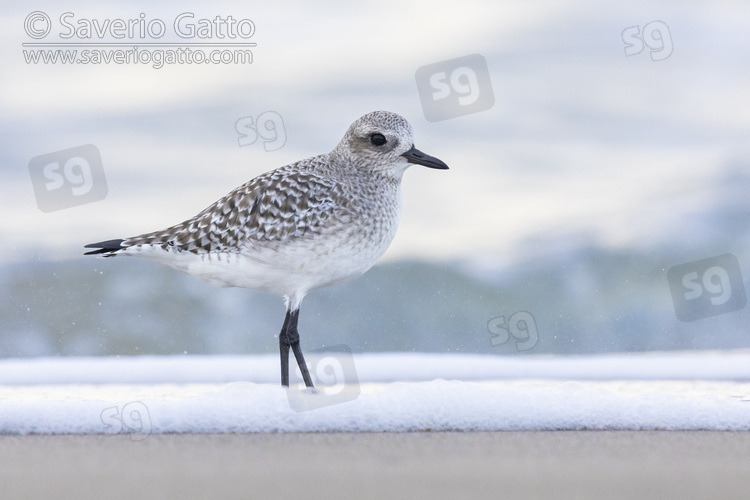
[370,133,387,146]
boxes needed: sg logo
[430,67,482,107]
[667,254,746,322]
[101,401,152,441]
[622,20,673,62]
[28,144,107,213]
[236,111,286,151]
[487,311,539,351]
[286,344,360,413]
[415,53,495,122]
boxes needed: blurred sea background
[2,0,749,358]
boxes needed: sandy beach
[2,431,749,500]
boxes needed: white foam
[1,351,750,434]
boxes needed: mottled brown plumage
[125,159,343,254]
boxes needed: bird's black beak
[401,146,449,170]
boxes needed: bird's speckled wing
[121,158,344,254]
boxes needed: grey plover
[85,110,448,387]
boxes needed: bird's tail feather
[84,238,126,256]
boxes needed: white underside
[121,229,396,308]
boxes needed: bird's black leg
[279,333,291,387]
[279,307,314,388]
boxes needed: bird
[84,110,448,388]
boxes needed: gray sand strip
[2,431,749,499]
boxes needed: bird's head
[333,110,448,178]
